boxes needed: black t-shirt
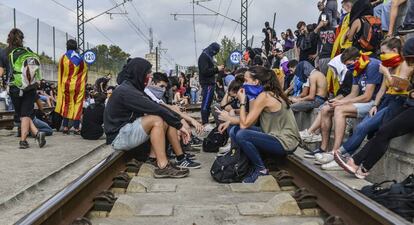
[299,32,318,63]
[81,103,105,140]
[318,27,336,59]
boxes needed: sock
[176,154,185,161]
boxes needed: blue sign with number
[229,51,242,65]
[83,50,96,65]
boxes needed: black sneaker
[35,132,46,148]
[304,148,324,159]
[398,24,414,35]
[190,136,203,147]
[154,163,190,178]
[175,157,201,169]
[19,140,29,149]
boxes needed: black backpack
[210,147,250,183]
[202,127,228,153]
[360,175,414,222]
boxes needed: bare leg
[333,104,357,150]
[308,112,322,134]
[388,0,407,36]
[166,125,184,156]
[141,115,169,169]
[20,117,38,141]
[320,106,334,151]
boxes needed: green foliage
[89,44,130,75]
[39,51,54,64]
[216,36,239,68]
[0,42,7,49]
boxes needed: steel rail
[280,155,411,225]
[15,150,129,225]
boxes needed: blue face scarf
[243,84,264,101]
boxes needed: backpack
[210,147,251,183]
[358,16,383,51]
[8,47,42,90]
[360,174,414,221]
[202,126,228,153]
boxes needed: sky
[0,0,340,70]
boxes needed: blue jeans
[341,95,406,154]
[62,118,80,129]
[404,0,414,26]
[201,84,215,124]
[190,89,198,104]
[230,126,286,170]
[33,117,53,136]
[374,2,391,31]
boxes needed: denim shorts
[353,101,375,118]
[112,118,149,151]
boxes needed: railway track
[15,150,411,225]
[11,105,411,225]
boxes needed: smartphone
[321,14,327,22]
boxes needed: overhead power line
[216,0,234,40]
[50,0,116,45]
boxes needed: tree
[216,36,239,68]
[89,44,130,75]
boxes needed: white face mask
[147,85,166,99]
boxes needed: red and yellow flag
[55,52,88,120]
[380,53,403,68]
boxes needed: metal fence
[0,3,106,83]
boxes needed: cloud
[1,0,337,69]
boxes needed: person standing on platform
[198,42,224,126]
[55,39,88,135]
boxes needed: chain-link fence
[0,3,106,84]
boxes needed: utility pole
[272,12,277,32]
[77,0,85,52]
[155,46,159,72]
[149,27,154,53]
[241,0,248,50]
[192,0,198,65]
[76,0,130,53]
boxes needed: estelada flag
[55,50,88,120]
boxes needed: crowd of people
[0,0,414,183]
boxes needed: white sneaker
[305,133,322,143]
[316,152,334,164]
[321,160,342,171]
[300,129,322,143]
[315,152,324,160]
[217,143,231,156]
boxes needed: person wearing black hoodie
[198,42,224,125]
[104,57,190,178]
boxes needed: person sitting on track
[81,92,106,140]
[144,72,202,169]
[224,66,301,183]
[288,61,328,112]
[304,47,383,160]
[335,38,414,179]
[104,57,191,178]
